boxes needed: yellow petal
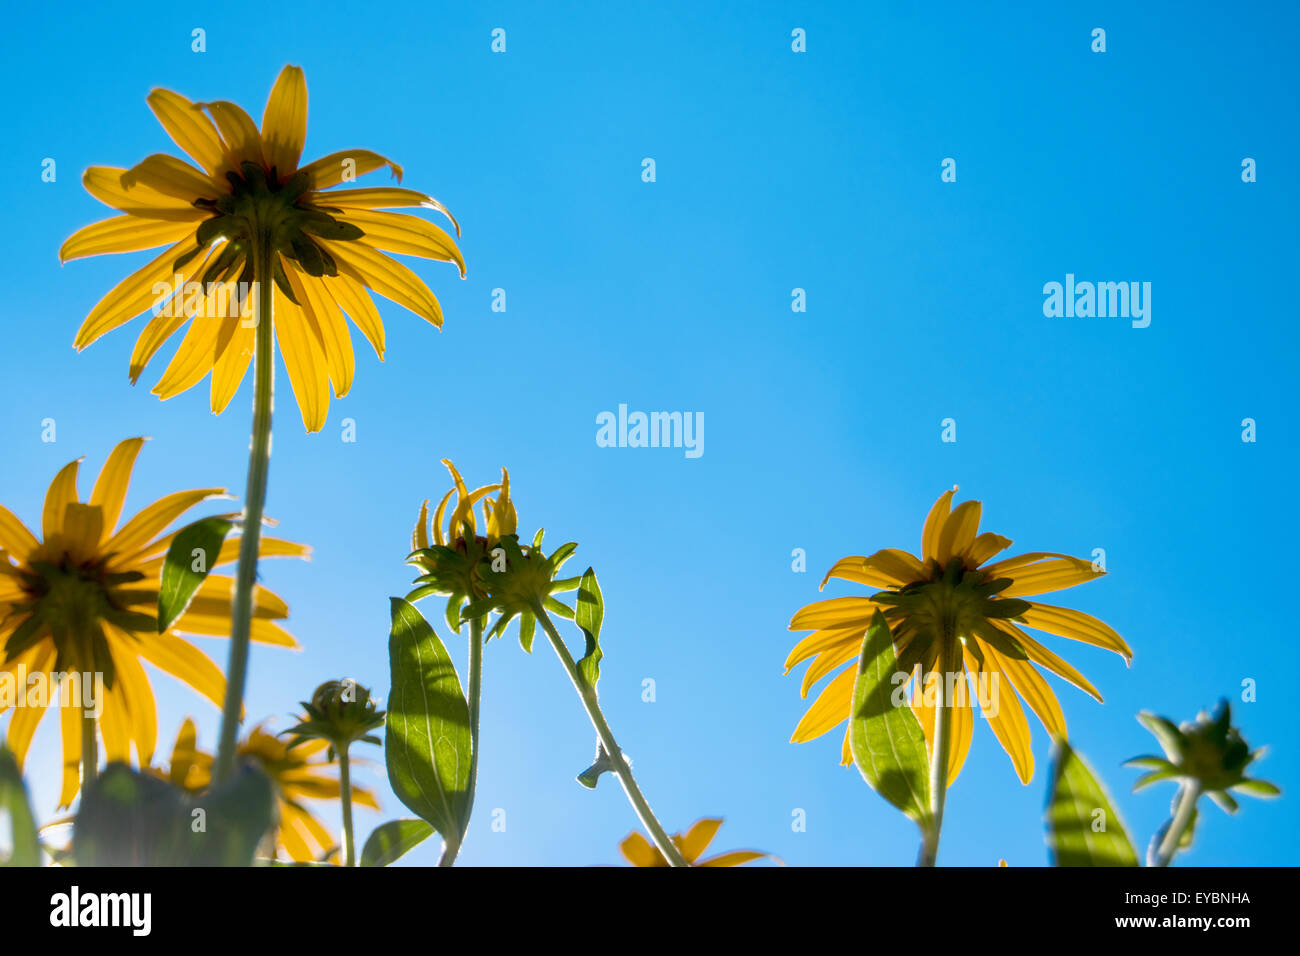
[321,239,444,327]
[993,621,1103,702]
[5,645,54,765]
[338,209,466,276]
[799,642,859,698]
[1000,558,1102,598]
[274,282,331,431]
[937,500,981,565]
[0,505,40,560]
[209,317,256,414]
[61,216,199,262]
[203,100,264,168]
[818,555,903,591]
[317,187,459,234]
[325,274,385,360]
[982,642,1066,739]
[790,665,856,742]
[73,238,207,349]
[412,499,430,552]
[89,438,146,537]
[921,488,956,563]
[789,596,878,631]
[698,850,771,867]
[968,532,1013,567]
[58,684,84,807]
[81,166,207,220]
[678,818,723,862]
[261,65,308,175]
[175,614,297,648]
[300,150,401,189]
[106,624,158,764]
[618,832,663,867]
[42,459,82,539]
[104,488,227,562]
[1019,603,1132,661]
[135,631,227,709]
[286,268,355,398]
[121,153,218,202]
[977,656,1035,784]
[147,88,228,176]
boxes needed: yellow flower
[0,438,305,805]
[158,718,378,864]
[61,65,466,433]
[619,817,773,867]
[786,488,1132,784]
[412,459,514,553]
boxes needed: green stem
[533,602,689,867]
[214,231,275,783]
[339,744,356,867]
[918,642,954,867]
[437,615,484,867]
[1152,781,1201,867]
[81,708,97,789]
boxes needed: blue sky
[1,0,1296,866]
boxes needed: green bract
[1127,700,1281,813]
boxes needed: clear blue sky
[1,1,1296,866]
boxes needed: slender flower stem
[1151,781,1201,867]
[338,744,356,867]
[215,231,276,783]
[918,641,954,867]
[532,602,689,867]
[437,615,485,868]
[81,708,97,788]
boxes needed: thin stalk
[338,745,356,867]
[215,233,276,783]
[533,602,688,867]
[918,641,954,867]
[81,709,97,788]
[437,615,484,868]
[1151,781,1201,867]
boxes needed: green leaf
[848,611,931,827]
[360,818,436,866]
[575,567,604,690]
[384,598,472,844]
[73,760,273,866]
[0,747,41,866]
[157,517,233,632]
[1046,742,1139,866]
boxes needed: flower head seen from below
[1127,700,1281,813]
[0,439,305,806]
[284,678,385,759]
[60,65,466,432]
[159,718,377,864]
[408,459,535,635]
[619,818,776,867]
[786,488,1132,784]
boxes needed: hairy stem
[533,602,688,867]
[339,745,356,866]
[918,641,954,867]
[1152,781,1201,867]
[215,232,275,783]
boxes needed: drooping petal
[789,596,878,631]
[1000,558,1103,598]
[4,645,54,765]
[325,274,385,359]
[982,642,1066,739]
[783,623,863,673]
[1019,603,1132,662]
[73,238,209,349]
[300,150,401,189]
[104,488,227,562]
[209,317,256,414]
[993,621,1103,702]
[134,631,227,709]
[273,281,331,431]
[321,239,444,327]
[287,269,355,398]
[0,504,40,560]
[58,685,84,807]
[337,209,466,275]
[976,655,1035,784]
[790,665,856,742]
[800,642,860,698]
[316,186,459,234]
